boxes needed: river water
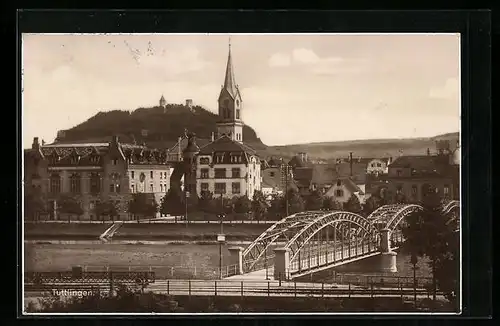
[24,240,432,281]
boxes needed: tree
[57,195,84,222]
[286,188,305,215]
[233,195,251,215]
[344,194,362,214]
[198,191,217,214]
[322,196,342,211]
[129,193,158,220]
[251,190,268,221]
[24,186,47,221]
[268,193,285,220]
[94,201,119,222]
[394,191,407,204]
[363,195,382,216]
[160,188,184,221]
[402,189,459,306]
[305,189,324,211]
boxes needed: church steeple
[217,38,244,143]
[223,38,238,98]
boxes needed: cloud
[429,78,459,100]
[268,48,365,75]
[268,52,291,67]
[292,48,320,64]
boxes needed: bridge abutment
[228,246,244,275]
[379,251,398,273]
[379,228,397,273]
[274,248,291,280]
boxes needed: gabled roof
[311,164,338,185]
[390,155,441,169]
[198,135,257,156]
[328,177,365,195]
[293,167,313,188]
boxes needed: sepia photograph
[22,33,461,315]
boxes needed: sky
[22,33,460,149]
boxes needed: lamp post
[217,211,226,279]
[280,160,290,217]
[185,190,190,228]
[410,253,419,307]
[264,246,269,280]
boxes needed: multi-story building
[24,136,174,221]
[384,140,460,203]
[195,42,261,199]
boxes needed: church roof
[198,134,257,156]
[221,43,239,99]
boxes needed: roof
[267,157,282,167]
[221,44,239,99]
[293,167,313,188]
[198,135,257,156]
[390,155,443,169]
[311,164,338,185]
[288,155,311,168]
[261,168,282,189]
[327,177,365,195]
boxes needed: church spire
[223,37,237,98]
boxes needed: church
[194,42,262,199]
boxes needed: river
[24,240,432,281]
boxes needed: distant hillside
[55,104,266,150]
[262,132,459,161]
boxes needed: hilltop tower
[159,95,167,112]
[217,39,244,143]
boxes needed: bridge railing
[243,255,275,273]
[332,273,434,290]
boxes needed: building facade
[384,143,459,203]
[24,136,173,221]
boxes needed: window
[150,171,153,179]
[160,184,163,192]
[112,159,118,165]
[90,155,99,164]
[336,180,342,187]
[200,157,210,165]
[411,185,418,195]
[396,184,403,194]
[236,109,240,119]
[377,163,382,167]
[49,173,61,194]
[130,171,134,179]
[397,170,402,177]
[335,189,344,197]
[200,168,209,179]
[236,99,239,106]
[269,172,275,177]
[164,172,168,179]
[109,173,120,193]
[160,172,163,179]
[216,155,224,163]
[70,155,80,165]
[215,183,226,194]
[232,168,241,178]
[214,168,226,178]
[201,183,209,192]
[232,182,241,194]
[90,173,101,194]
[444,185,450,197]
[131,184,135,193]
[70,173,81,194]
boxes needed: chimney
[41,139,45,146]
[349,152,353,177]
[32,137,39,150]
[427,148,430,156]
[211,132,215,142]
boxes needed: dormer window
[200,157,210,165]
[90,155,100,164]
[215,154,224,164]
[336,180,342,187]
[70,155,80,165]
[112,159,118,165]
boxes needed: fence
[65,265,240,280]
[331,273,434,290]
[144,279,444,300]
[25,219,276,225]
[24,271,156,284]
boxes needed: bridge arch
[282,211,379,264]
[242,211,327,272]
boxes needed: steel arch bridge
[240,200,460,275]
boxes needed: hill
[55,104,267,150]
[262,132,459,161]
[53,105,458,161]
